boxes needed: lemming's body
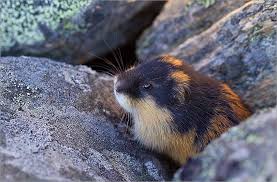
[114,55,251,164]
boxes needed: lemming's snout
[115,79,129,93]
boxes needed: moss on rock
[0,0,91,50]
[196,0,217,8]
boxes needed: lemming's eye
[143,83,152,90]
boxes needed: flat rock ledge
[0,56,171,181]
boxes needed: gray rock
[174,106,277,182]
[137,0,250,60]
[1,0,165,64]
[0,57,170,181]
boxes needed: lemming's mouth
[114,77,133,113]
[114,91,132,113]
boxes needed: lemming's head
[113,55,191,113]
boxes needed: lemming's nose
[115,80,128,93]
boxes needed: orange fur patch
[161,55,183,67]
[221,84,251,121]
[171,71,191,101]
[196,85,251,153]
[202,114,232,147]
[171,71,190,83]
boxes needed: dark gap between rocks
[85,41,138,75]
[84,1,166,75]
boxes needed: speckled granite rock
[138,0,277,111]
[137,0,250,60]
[0,57,170,181]
[171,0,277,111]
[0,0,164,64]
[174,106,277,182]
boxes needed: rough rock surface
[1,0,165,64]
[137,0,250,60]
[174,107,277,182]
[171,0,277,111]
[137,0,277,111]
[0,57,171,181]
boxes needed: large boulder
[0,0,165,64]
[137,0,250,60]
[174,106,277,182]
[170,0,277,111]
[137,0,277,111]
[0,57,171,181]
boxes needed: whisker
[120,113,126,123]
[90,64,115,76]
[116,47,126,71]
[109,31,125,72]
[88,51,119,75]
[103,39,124,73]
[126,112,131,135]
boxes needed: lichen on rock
[196,0,216,7]
[0,0,91,49]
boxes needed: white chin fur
[114,91,132,113]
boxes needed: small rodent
[113,55,251,164]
